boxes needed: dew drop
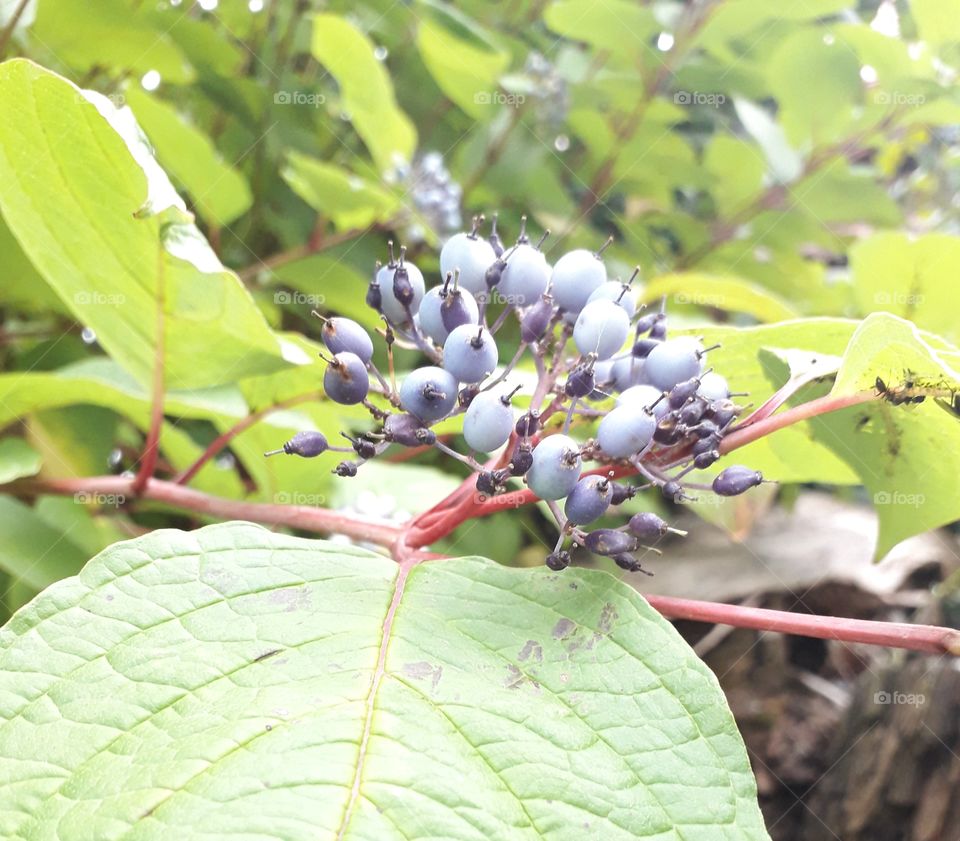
[81,327,97,345]
[554,134,570,152]
[374,45,388,61]
[141,70,161,91]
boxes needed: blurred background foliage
[2,0,960,618]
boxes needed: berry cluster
[268,215,765,572]
[388,151,463,242]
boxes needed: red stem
[174,391,323,485]
[646,594,960,655]
[15,476,403,547]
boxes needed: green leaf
[910,0,960,47]
[0,523,770,840]
[32,0,193,83]
[693,319,861,485]
[544,1,658,62]
[125,88,252,227]
[0,60,292,389]
[703,136,765,216]
[0,496,87,591]
[416,18,509,119]
[281,152,400,230]
[0,439,41,484]
[767,28,862,147]
[850,231,960,344]
[311,14,416,172]
[642,273,799,323]
[818,313,960,555]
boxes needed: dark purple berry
[692,420,720,439]
[458,384,481,408]
[678,398,707,426]
[632,337,660,358]
[392,263,415,308]
[628,511,670,540]
[545,550,571,571]
[649,315,667,341]
[661,480,686,502]
[668,376,702,409]
[509,442,534,476]
[366,278,382,312]
[613,553,644,572]
[653,416,685,445]
[693,449,720,469]
[610,482,637,505]
[516,411,540,437]
[334,461,358,477]
[521,295,555,343]
[565,364,596,398]
[634,313,657,334]
[564,475,611,525]
[584,529,639,556]
[692,436,722,456]
[712,465,764,496]
[476,470,504,498]
[384,413,430,447]
[264,430,329,458]
[342,433,377,460]
[323,352,370,405]
[485,258,506,288]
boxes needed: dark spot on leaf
[518,640,543,663]
[401,661,443,691]
[504,663,540,692]
[552,618,575,639]
[598,602,618,634]
[254,648,282,663]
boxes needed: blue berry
[440,230,497,295]
[698,372,730,402]
[573,299,630,360]
[443,325,499,384]
[587,280,637,317]
[597,405,656,458]
[527,434,582,500]
[612,355,648,391]
[400,366,458,422]
[564,475,612,525]
[384,413,433,447]
[644,337,704,391]
[499,243,550,306]
[463,388,515,452]
[323,352,370,405]
[321,317,374,364]
[550,248,607,315]
[627,511,671,541]
[712,465,764,496]
[617,385,669,420]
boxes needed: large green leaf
[0,496,88,591]
[0,59,292,389]
[0,439,41,484]
[416,18,510,119]
[0,523,770,840]
[311,14,416,172]
[814,313,960,555]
